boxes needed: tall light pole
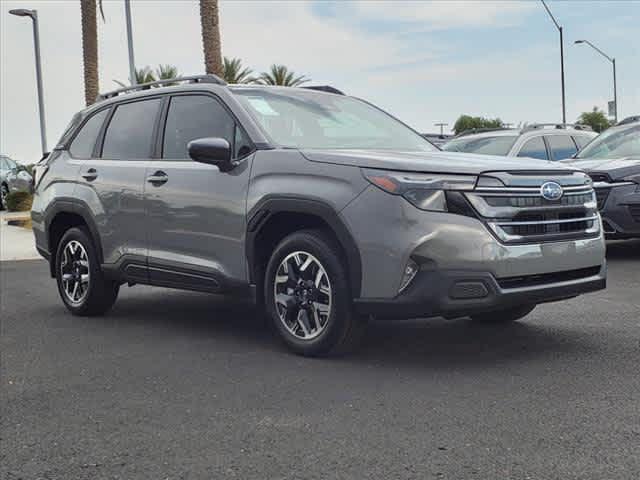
[9,8,48,154]
[541,0,567,125]
[575,39,617,124]
[124,0,137,85]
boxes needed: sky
[1,0,639,163]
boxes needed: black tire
[264,229,365,357]
[55,227,119,316]
[470,305,536,324]
[0,183,8,210]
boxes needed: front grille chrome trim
[493,215,599,227]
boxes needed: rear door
[143,93,254,292]
[74,97,162,279]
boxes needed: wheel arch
[246,196,362,297]
[45,200,104,278]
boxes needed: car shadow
[606,239,640,260]
[104,286,595,369]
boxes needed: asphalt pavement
[1,241,639,479]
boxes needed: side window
[517,137,548,160]
[573,136,591,149]
[162,95,238,160]
[69,109,109,158]
[0,158,6,170]
[547,135,578,160]
[102,98,162,159]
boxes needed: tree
[258,64,310,87]
[453,115,504,135]
[199,0,223,77]
[222,57,255,84]
[578,107,612,133]
[80,0,101,106]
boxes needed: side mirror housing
[187,137,233,171]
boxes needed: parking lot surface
[1,241,639,479]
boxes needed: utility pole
[124,0,136,85]
[541,0,567,125]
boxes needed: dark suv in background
[32,76,606,356]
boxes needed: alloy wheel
[273,251,332,340]
[0,185,8,207]
[60,240,90,305]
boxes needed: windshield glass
[232,88,436,151]
[442,135,518,156]
[576,124,640,159]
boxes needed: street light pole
[9,8,48,154]
[541,0,567,125]
[124,0,137,85]
[575,39,617,124]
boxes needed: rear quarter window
[517,137,548,160]
[69,109,110,159]
[547,135,578,160]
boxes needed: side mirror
[187,137,233,171]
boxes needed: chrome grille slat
[467,173,600,244]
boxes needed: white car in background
[442,124,597,161]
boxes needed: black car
[567,122,640,239]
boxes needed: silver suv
[32,76,606,356]
[442,124,597,161]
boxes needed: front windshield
[576,124,640,159]
[442,135,518,156]
[233,88,436,151]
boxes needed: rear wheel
[470,305,536,324]
[55,227,119,316]
[265,229,364,357]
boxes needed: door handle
[147,170,168,186]
[81,168,98,181]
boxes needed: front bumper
[596,183,640,238]
[354,264,606,320]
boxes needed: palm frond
[258,64,310,87]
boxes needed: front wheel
[55,227,119,316]
[265,229,365,357]
[470,305,536,324]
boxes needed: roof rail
[455,127,513,137]
[96,74,227,102]
[522,123,593,132]
[302,85,345,95]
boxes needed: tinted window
[573,136,592,149]
[0,158,7,170]
[442,135,518,156]
[102,98,161,159]
[163,95,236,159]
[517,137,548,160]
[69,109,109,158]
[547,135,578,160]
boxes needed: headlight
[622,173,640,184]
[362,168,477,212]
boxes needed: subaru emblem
[540,181,564,201]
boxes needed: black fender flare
[44,199,104,276]
[246,196,362,297]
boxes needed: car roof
[451,127,597,142]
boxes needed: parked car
[0,154,34,210]
[565,121,640,239]
[421,133,452,148]
[31,76,606,356]
[442,124,597,161]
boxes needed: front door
[144,93,254,292]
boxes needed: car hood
[301,149,580,175]
[565,157,640,181]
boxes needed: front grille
[594,188,611,210]
[497,266,601,289]
[466,174,599,244]
[630,205,640,222]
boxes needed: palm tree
[258,64,310,87]
[114,65,180,88]
[199,0,223,77]
[222,57,255,84]
[80,0,100,105]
